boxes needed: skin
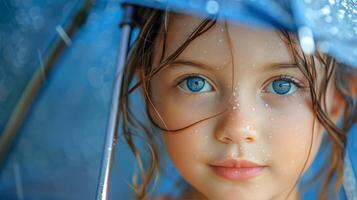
[148,14,343,200]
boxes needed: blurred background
[0,0,356,199]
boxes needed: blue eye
[266,78,298,95]
[178,76,213,93]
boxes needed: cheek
[162,127,213,183]
[265,102,321,177]
[163,129,204,169]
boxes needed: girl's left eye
[265,77,299,95]
[178,75,213,93]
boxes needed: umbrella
[0,0,356,199]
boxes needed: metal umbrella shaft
[96,3,135,200]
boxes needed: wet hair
[118,7,356,200]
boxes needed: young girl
[118,7,357,200]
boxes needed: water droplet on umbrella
[338,9,346,19]
[330,26,339,35]
[320,5,331,15]
[13,162,24,200]
[298,26,315,54]
[56,25,72,46]
[325,15,333,23]
[206,0,219,14]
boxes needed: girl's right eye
[178,75,213,93]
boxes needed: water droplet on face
[264,103,269,108]
[233,106,237,110]
[230,151,235,157]
[194,130,198,133]
[218,38,223,43]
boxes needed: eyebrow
[169,60,216,71]
[262,63,299,71]
[169,59,299,72]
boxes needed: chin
[206,193,265,200]
[200,185,274,200]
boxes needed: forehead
[158,13,293,69]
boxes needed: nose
[214,101,259,144]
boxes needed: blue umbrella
[0,0,356,199]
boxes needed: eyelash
[279,75,303,87]
[264,75,304,89]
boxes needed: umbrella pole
[96,3,135,200]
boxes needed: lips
[209,159,266,181]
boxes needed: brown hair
[118,8,356,199]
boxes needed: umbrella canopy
[0,0,356,199]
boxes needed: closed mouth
[209,159,266,180]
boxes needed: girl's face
[148,14,338,200]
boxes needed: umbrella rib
[0,0,95,168]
